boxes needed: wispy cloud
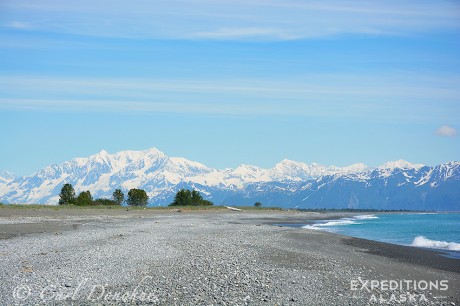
[1,74,459,100]
[436,125,457,137]
[6,21,34,29]
[190,27,300,40]
[1,75,459,122]
[1,0,459,40]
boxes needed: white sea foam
[411,236,460,251]
[302,214,378,230]
[315,219,359,227]
[354,214,378,220]
[302,225,322,230]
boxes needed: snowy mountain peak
[444,161,460,167]
[274,159,309,169]
[1,147,458,207]
[342,163,369,172]
[111,147,165,161]
[90,149,111,162]
[142,147,164,156]
[271,160,315,181]
[230,165,266,182]
[0,170,16,184]
[0,170,16,179]
[378,159,425,170]
[234,164,262,172]
[167,157,210,174]
[278,159,300,164]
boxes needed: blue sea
[302,213,460,257]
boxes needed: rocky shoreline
[0,209,458,305]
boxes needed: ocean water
[302,213,460,256]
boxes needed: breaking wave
[411,236,460,251]
[302,214,378,230]
[354,214,378,220]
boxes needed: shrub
[93,198,118,206]
[75,191,93,206]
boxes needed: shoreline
[269,212,460,263]
[2,207,458,263]
[342,235,460,273]
[0,208,459,304]
[1,208,459,266]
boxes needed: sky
[1,0,459,176]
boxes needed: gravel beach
[0,207,458,305]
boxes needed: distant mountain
[0,148,458,210]
[222,162,460,211]
[0,170,16,184]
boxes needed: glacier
[0,148,459,210]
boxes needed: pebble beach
[0,207,458,305]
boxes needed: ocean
[302,213,460,257]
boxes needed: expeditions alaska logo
[350,278,449,304]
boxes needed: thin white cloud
[1,74,460,100]
[191,27,300,40]
[436,125,457,137]
[1,0,459,40]
[6,21,34,29]
[0,75,459,123]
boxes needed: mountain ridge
[0,148,458,210]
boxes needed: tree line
[58,184,214,207]
[58,183,149,206]
[168,189,213,206]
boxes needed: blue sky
[1,0,459,175]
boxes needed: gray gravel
[0,211,458,305]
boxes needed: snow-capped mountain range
[0,148,459,210]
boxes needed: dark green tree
[58,183,75,205]
[169,189,213,206]
[191,190,204,206]
[127,188,149,206]
[76,191,93,206]
[112,189,125,205]
[170,189,191,206]
[200,199,214,206]
[254,202,262,207]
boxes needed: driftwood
[225,206,244,212]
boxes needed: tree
[200,199,214,206]
[191,190,203,206]
[76,191,93,206]
[127,188,149,206]
[112,189,125,205]
[170,189,191,206]
[254,202,262,207]
[59,183,75,205]
[169,189,213,206]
